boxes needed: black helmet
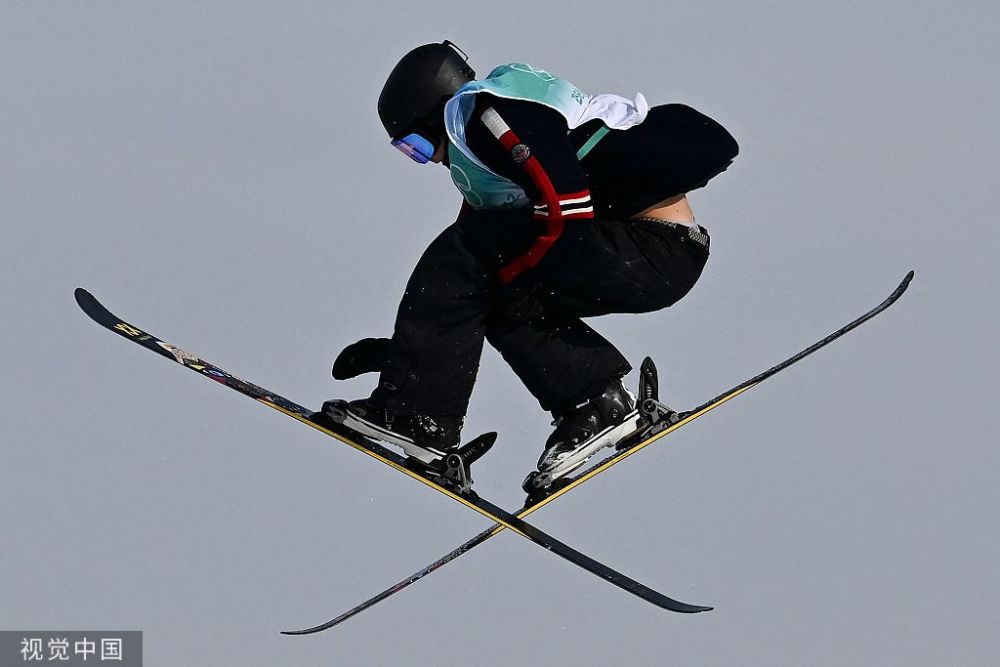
[378,41,476,141]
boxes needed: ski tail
[281,525,499,635]
[284,270,914,633]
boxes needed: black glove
[332,337,391,380]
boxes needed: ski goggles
[391,132,436,164]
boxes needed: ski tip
[74,287,92,306]
[889,270,914,300]
[74,288,101,317]
[669,601,713,614]
[74,288,132,332]
[74,287,112,323]
[279,623,337,636]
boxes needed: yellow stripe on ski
[505,383,757,529]
[265,402,535,540]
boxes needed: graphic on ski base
[75,270,912,634]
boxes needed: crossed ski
[76,271,912,633]
[75,288,711,629]
[280,270,914,634]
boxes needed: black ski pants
[374,208,710,417]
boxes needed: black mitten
[332,337,391,379]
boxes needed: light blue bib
[443,64,648,210]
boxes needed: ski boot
[522,378,643,496]
[313,399,493,494]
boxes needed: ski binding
[312,402,494,496]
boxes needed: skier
[322,41,738,492]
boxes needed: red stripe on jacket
[494,131,593,284]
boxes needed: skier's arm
[466,96,593,283]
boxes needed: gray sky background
[2,1,998,665]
